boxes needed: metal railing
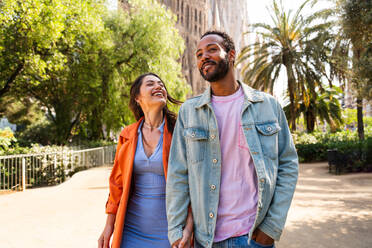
[0,145,116,191]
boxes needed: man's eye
[209,48,217,52]
[196,53,202,58]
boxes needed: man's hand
[171,228,192,248]
[252,228,274,246]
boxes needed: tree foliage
[333,0,372,140]
[87,0,188,139]
[0,0,188,145]
[284,86,343,132]
[237,0,336,131]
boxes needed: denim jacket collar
[195,81,264,109]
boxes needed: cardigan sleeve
[105,130,126,214]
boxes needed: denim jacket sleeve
[166,105,191,245]
[258,101,299,240]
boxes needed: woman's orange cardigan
[105,117,172,248]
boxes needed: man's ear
[229,50,236,65]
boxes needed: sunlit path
[278,163,372,248]
[0,166,112,248]
[1,163,372,248]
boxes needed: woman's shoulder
[119,119,142,138]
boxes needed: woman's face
[136,75,167,111]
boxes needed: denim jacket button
[212,159,218,164]
[191,132,196,137]
[267,126,272,132]
[260,178,265,183]
[211,134,216,139]
[209,212,214,218]
[210,184,216,190]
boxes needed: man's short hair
[200,30,235,53]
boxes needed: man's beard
[199,56,229,82]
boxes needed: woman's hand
[98,214,115,248]
[172,210,194,248]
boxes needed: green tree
[1,0,188,144]
[0,0,86,98]
[284,86,343,132]
[0,95,44,128]
[86,0,188,139]
[237,0,335,131]
[334,0,372,140]
[10,0,107,144]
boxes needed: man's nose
[200,53,211,63]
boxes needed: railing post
[70,151,73,171]
[22,157,26,191]
[102,147,105,165]
[54,154,57,169]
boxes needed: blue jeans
[195,235,275,248]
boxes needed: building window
[199,11,202,25]
[181,2,183,14]
[195,25,197,34]
[177,0,179,11]
[195,9,197,22]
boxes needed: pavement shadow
[276,163,372,248]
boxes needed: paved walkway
[1,163,372,248]
[277,163,372,248]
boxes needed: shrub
[0,127,17,152]
[294,130,372,173]
[16,117,55,146]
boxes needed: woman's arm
[98,214,116,248]
[98,131,126,247]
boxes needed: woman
[98,73,193,248]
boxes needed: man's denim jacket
[166,82,298,248]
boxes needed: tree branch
[0,62,24,98]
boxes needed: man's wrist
[168,228,183,245]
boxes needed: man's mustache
[202,60,217,69]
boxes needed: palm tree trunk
[285,63,297,131]
[356,97,364,140]
[305,110,315,133]
[353,48,365,140]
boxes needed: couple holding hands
[98,31,298,248]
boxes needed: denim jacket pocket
[255,121,281,160]
[184,128,208,164]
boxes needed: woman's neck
[143,108,164,130]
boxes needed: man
[166,30,298,248]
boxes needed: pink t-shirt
[211,86,258,242]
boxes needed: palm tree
[284,86,343,132]
[237,0,334,131]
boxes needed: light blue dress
[121,120,171,248]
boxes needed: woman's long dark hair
[129,73,182,133]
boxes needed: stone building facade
[119,0,250,95]
[157,0,209,94]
